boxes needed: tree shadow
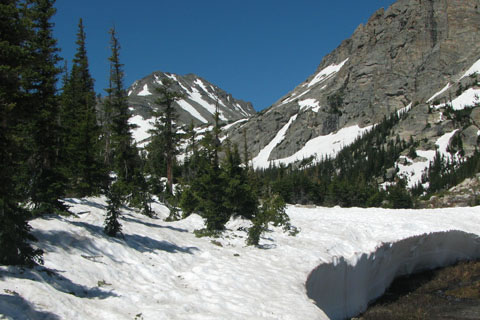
[121,215,189,233]
[0,266,117,300]
[62,198,107,211]
[33,228,121,263]
[65,220,199,255]
[0,293,61,320]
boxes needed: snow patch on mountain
[460,57,480,80]
[252,114,298,169]
[299,99,321,113]
[435,88,480,110]
[307,58,349,88]
[177,99,209,123]
[427,83,451,103]
[396,103,412,117]
[271,125,373,168]
[137,84,152,96]
[188,87,227,121]
[396,130,459,188]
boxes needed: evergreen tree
[222,142,257,219]
[152,78,183,194]
[0,0,44,266]
[247,194,290,246]
[21,0,68,215]
[104,28,137,192]
[61,18,106,196]
[104,182,122,237]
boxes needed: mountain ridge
[225,0,480,174]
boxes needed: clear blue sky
[53,1,396,111]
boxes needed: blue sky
[53,1,396,111]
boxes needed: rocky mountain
[127,72,255,145]
[226,0,480,178]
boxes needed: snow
[128,115,155,146]
[1,198,480,320]
[154,74,163,86]
[188,87,228,121]
[460,57,480,80]
[137,84,152,96]
[307,58,349,88]
[396,103,412,117]
[427,83,451,103]
[396,150,436,189]
[194,79,227,109]
[435,88,480,110]
[396,130,458,188]
[252,114,298,169]
[253,124,372,170]
[221,118,248,131]
[299,98,321,113]
[177,100,209,123]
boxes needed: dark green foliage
[103,28,143,201]
[104,182,122,237]
[247,194,289,246]
[0,0,43,265]
[60,18,106,197]
[21,0,69,215]
[385,179,413,209]
[222,143,258,219]
[417,150,480,198]
[180,112,258,232]
[150,78,184,194]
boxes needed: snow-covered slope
[1,199,480,319]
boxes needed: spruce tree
[0,0,43,265]
[21,0,68,215]
[152,78,183,194]
[222,142,257,219]
[61,18,106,196]
[104,182,122,237]
[104,28,138,192]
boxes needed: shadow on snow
[0,266,117,300]
[0,293,61,320]
[121,215,189,233]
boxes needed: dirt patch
[352,260,480,320]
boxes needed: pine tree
[152,78,183,194]
[105,28,138,192]
[104,182,122,237]
[222,142,258,219]
[61,18,106,196]
[21,0,68,215]
[0,0,43,265]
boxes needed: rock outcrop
[227,0,480,169]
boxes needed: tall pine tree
[104,28,138,191]
[61,18,106,196]
[151,78,183,194]
[0,0,43,266]
[21,0,68,215]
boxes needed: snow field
[2,199,480,319]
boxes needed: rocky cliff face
[127,71,255,127]
[227,0,480,171]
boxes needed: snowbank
[1,201,480,319]
[306,230,480,320]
